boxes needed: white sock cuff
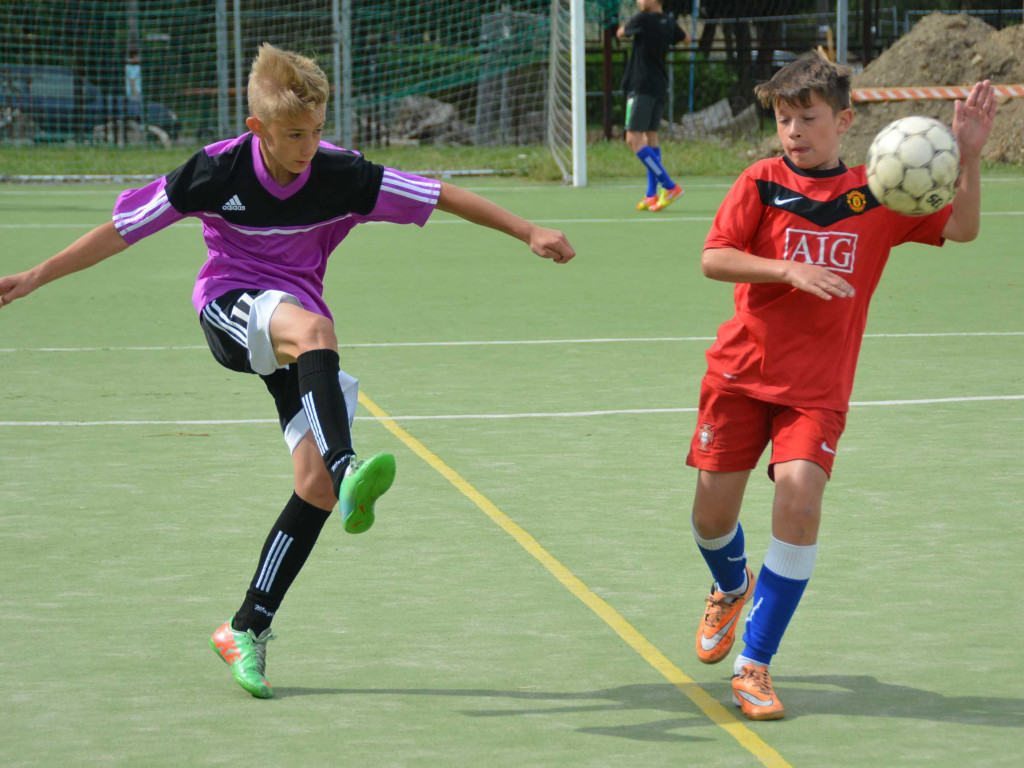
[692,520,739,551]
[763,536,817,580]
[734,654,762,675]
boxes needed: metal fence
[1,2,1020,148]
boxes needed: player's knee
[295,461,337,510]
[774,498,821,541]
[692,508,734,539]
[294,314,338,354]
[296,476,336,511]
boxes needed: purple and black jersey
[112,133,441,318]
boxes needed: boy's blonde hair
[754,53,852,113]
[247,43,329,123]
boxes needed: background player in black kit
[618,0,689,211]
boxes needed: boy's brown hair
[247,43,329,123]
[754,53,853,113]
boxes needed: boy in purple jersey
[0,43,575,699]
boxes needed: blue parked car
[0,64,180,144]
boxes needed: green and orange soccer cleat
[636,194,660,211]
[209,620,274,699]
[696,566,755,664]
[339,452,396,534]
[649,184,684,211]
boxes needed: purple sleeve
[112,176,186,244]
[356,168,441,227]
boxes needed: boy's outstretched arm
[435,183,575,264]
[943,80,998,243]
[0,222,129,309]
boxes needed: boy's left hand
[529,227,576,264]
[953,80,998,159]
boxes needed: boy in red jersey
[687,54,997,720]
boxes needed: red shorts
[686,380,847,479]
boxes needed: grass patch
[0,138,765,181]
[2,138,1018,182]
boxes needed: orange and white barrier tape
[852,84,1024,102]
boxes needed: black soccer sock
[232,492,333,635]
[297,348,355,496]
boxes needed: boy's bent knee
[771,493,823,544]
[271,304,338,362]
[294,315,337,354]
[296,475,337,511]
[692,469,750,537]
[293,436,338,510]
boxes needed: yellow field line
[359,391,792,768]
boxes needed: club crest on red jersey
[846,190,867,213]
[783,228,858,274]
[697,422,715,451]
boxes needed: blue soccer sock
[645,148,659,197]
[693,521,748,594]
[738,536,818,668]
[637,145,676,191]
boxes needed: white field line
[2,177,1022,195]
[1,331,1022,355]
[2,394,1023,428]
[0,217,717,228]
[4,210,1024,229]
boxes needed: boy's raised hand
[528,226,576,264]
[953,80,998,158]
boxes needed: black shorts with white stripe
[625,92,665,133]
[199,289,303,434]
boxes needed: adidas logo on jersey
[221,194,246,211]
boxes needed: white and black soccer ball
[865,116,961,216]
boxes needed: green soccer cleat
[649,184,684,212]
[209,620,274,698]
[339,452,396,534]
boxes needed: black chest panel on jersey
[164,136,383,228]
[755,179,882,227]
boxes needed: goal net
[2,0,595,184]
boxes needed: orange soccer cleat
[732,663,785,720]
[696,566,754,664]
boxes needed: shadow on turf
[273,683,713,742]
[767,674,1024,727]
[272,676,1024,735]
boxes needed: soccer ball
[865,116,961,216]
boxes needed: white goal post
[545,0,587,186]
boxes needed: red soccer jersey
[702,155,951,411]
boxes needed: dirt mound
[760,12,1024,165]
[844,13,1024,164]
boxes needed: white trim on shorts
[284,369,359,454]
[248,290,302,375]
[243,290,360,454]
